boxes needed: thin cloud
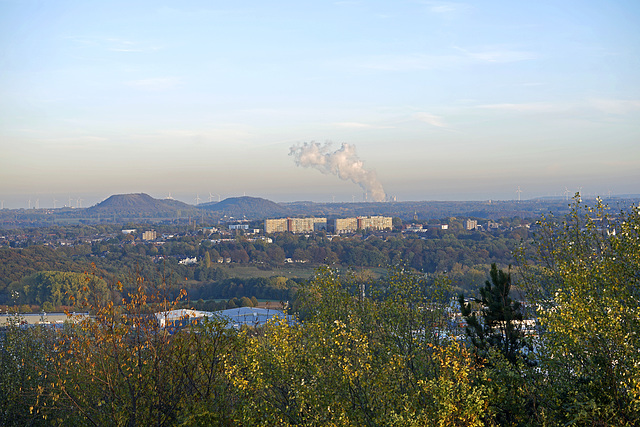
[334,122,395,129]
[108,47,143,52]
[126,77,182,91]
[454,46,537,63]
[587,98,640,115]
[38,136,110,144]
[353,53,464,71]
[422,1,470,14]
[345,45,534,72]
[67,36,161,53]
[477,99,640,116]
[477,102,562,113]
[413,112,447,127]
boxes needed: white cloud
[126,77,182,91]
[477,102,561,113]
[344,45,534,72]
[587,98,640,115]
[67,36,162,53]
[108,48,143,52]
[422,1,469,14]
[352,53,463,71]
[333,122,395,129]
[413,112,446,127]
[454,46,537,63]
[105,38,140,51]
[477,99,640,116]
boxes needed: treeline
[1,221,530,306]
[188,276,301,302]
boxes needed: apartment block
[265,217,327,233]
[142,230,157,241]
[357,216,393,231]
[329,216,393,233]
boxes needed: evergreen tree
[459,264,531,365]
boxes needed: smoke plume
[289,141,386,202]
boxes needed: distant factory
[264,216,392,234]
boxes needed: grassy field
[214,264,390,280]
[215,264,318,279]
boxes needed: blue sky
[1,0,639,208]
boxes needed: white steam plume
[289,141,386,202]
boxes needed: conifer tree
[459,264,531,365]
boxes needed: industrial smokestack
[289,141,386,202]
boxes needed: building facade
[332,217,359,233]
[266,216,392,234]
[142,230,157,240]
[465,219,478,231]
[265,217,327,233]
[357,216,393,231]
[328,216,393,233]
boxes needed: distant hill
[3,193,637,228]
[281,199,577,221]
[86,193,197,217]
[198,196,289,219]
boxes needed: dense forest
[1,198,639,426]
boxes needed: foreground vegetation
[1,198,639,426]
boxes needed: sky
[1,0,639,208]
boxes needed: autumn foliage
[1,197,639,426]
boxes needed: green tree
[0,316,58,426]
[459,264,531,366]
[44,272,238,426]
[11,271,108,307]
[230,266,492,426]
[522,196,640,425]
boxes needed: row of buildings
[264,216,393,234]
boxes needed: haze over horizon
[1,1,639,209]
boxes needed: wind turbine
[35,199,39,209]
[564,187,570,201]
[53,198,58,209]
[195,194,201,205]
[76,198,83,208]
[516,186,522,202]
